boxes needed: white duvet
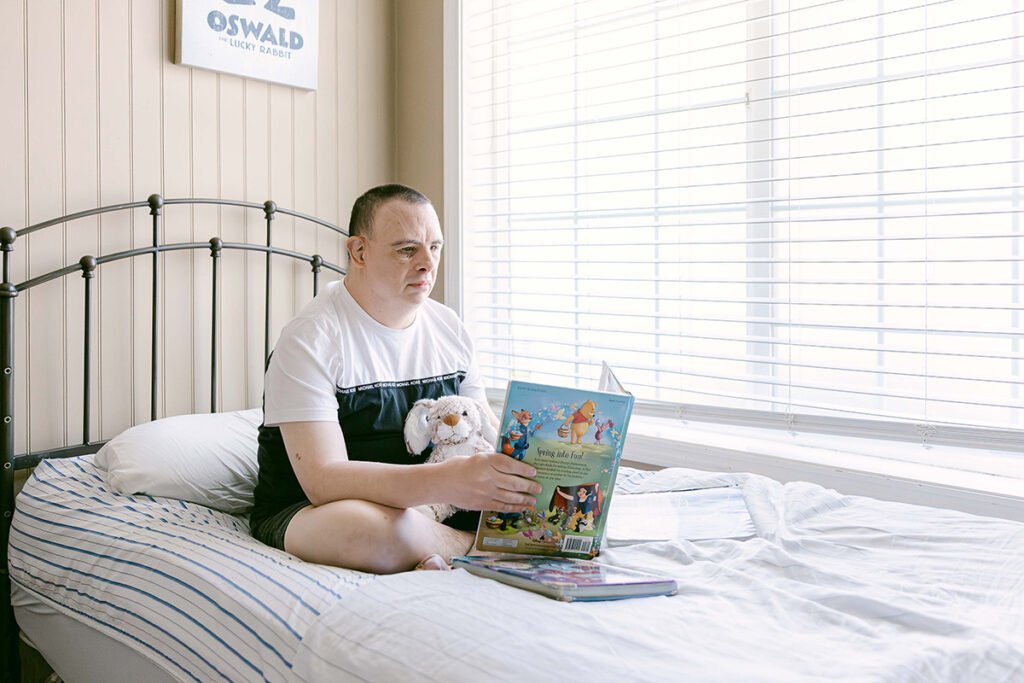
[293,468,1024,683]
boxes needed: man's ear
[404,399,435,455]
[346,235,367,267]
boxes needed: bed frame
[0,196,346,682]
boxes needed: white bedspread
[293,468,1024,683]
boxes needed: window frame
[442,0,1024,515]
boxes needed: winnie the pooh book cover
[475,379,634,559]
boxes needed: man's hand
[438,452,541,512]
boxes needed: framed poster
[175,0,319,90]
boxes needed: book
[451,555,678,602]
[604,485,757,546]
[474,364,635,559]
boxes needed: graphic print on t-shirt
[253,370,473,530]
[335,370,467,465]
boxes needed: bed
[4,199,1024,682]
[10,444,1024,682]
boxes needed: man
[249,184,540,573]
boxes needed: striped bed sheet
[9,455,375,683]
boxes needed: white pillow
[95,409,263,513]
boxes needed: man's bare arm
[279,421,540,512]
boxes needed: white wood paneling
[0,0,28,455]
[190,66,220,414]
[2,0,396,453]
[243,78,270,410]
[269,83,296,357]
[337,0,360,271]
[316,0,340,261]
[97,0,135,441]
[26,0,66,452]
[62,0,100,446]
[357,0,395,190]
[130,0,164,426]
[161,0,194,420]
[218,73,248,413]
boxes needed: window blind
[456,0,1024,451]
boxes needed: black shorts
[249,500,310,551]
[249,501,482,551]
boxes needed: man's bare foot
[414,554,451,571]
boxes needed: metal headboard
[0,195,347,682]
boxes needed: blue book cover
[474,369,635,559]
[451,555,676,602]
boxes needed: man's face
[352,199,443,310]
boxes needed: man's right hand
[438,452,541,513]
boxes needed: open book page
[605,485,756,545]
[599,361,629,394]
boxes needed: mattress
[9,456,375,683]
[14,589,179,683]
[11,458,1024,683]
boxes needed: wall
[0,0,396,454]
[395,0,445,303]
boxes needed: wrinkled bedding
[293,468,1024,683]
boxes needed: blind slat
[475,257,1024,266]
[471,208,1024,230]
[471,58,1024,138]
[474,310,1023,338]
[480,369,1023,438]
[469,8,1014,106]
[469,0,789,54]
[473,185,1024,219]
[475,337,1020,386]
[473,27,1020,115]
[471,85,1023,160]
[473,154,1024,205]
[470,0,947,76]
[476,290,1024,313]
[479,361,1024,413]
[473,317,1024,362]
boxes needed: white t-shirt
[253,279,487,531]
[264,278,486,427]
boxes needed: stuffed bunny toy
[404,395,498,523]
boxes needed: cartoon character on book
[550,483,603,532]
[557,399,597,444]
[593,418,614,444]
[501,408,543,461]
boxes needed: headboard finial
[0,228,16,250]
[79,255,97,277]
[147,194,164,215]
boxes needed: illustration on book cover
[476,380,634,559]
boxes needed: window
[454,0,1023,453]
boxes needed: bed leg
[1,571,18,683]
[0,266,18,681]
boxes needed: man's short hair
[348,184,431,238]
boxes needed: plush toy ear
[478,399,499,448]
[404,399,435,455]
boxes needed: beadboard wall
[0,0,403,454]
